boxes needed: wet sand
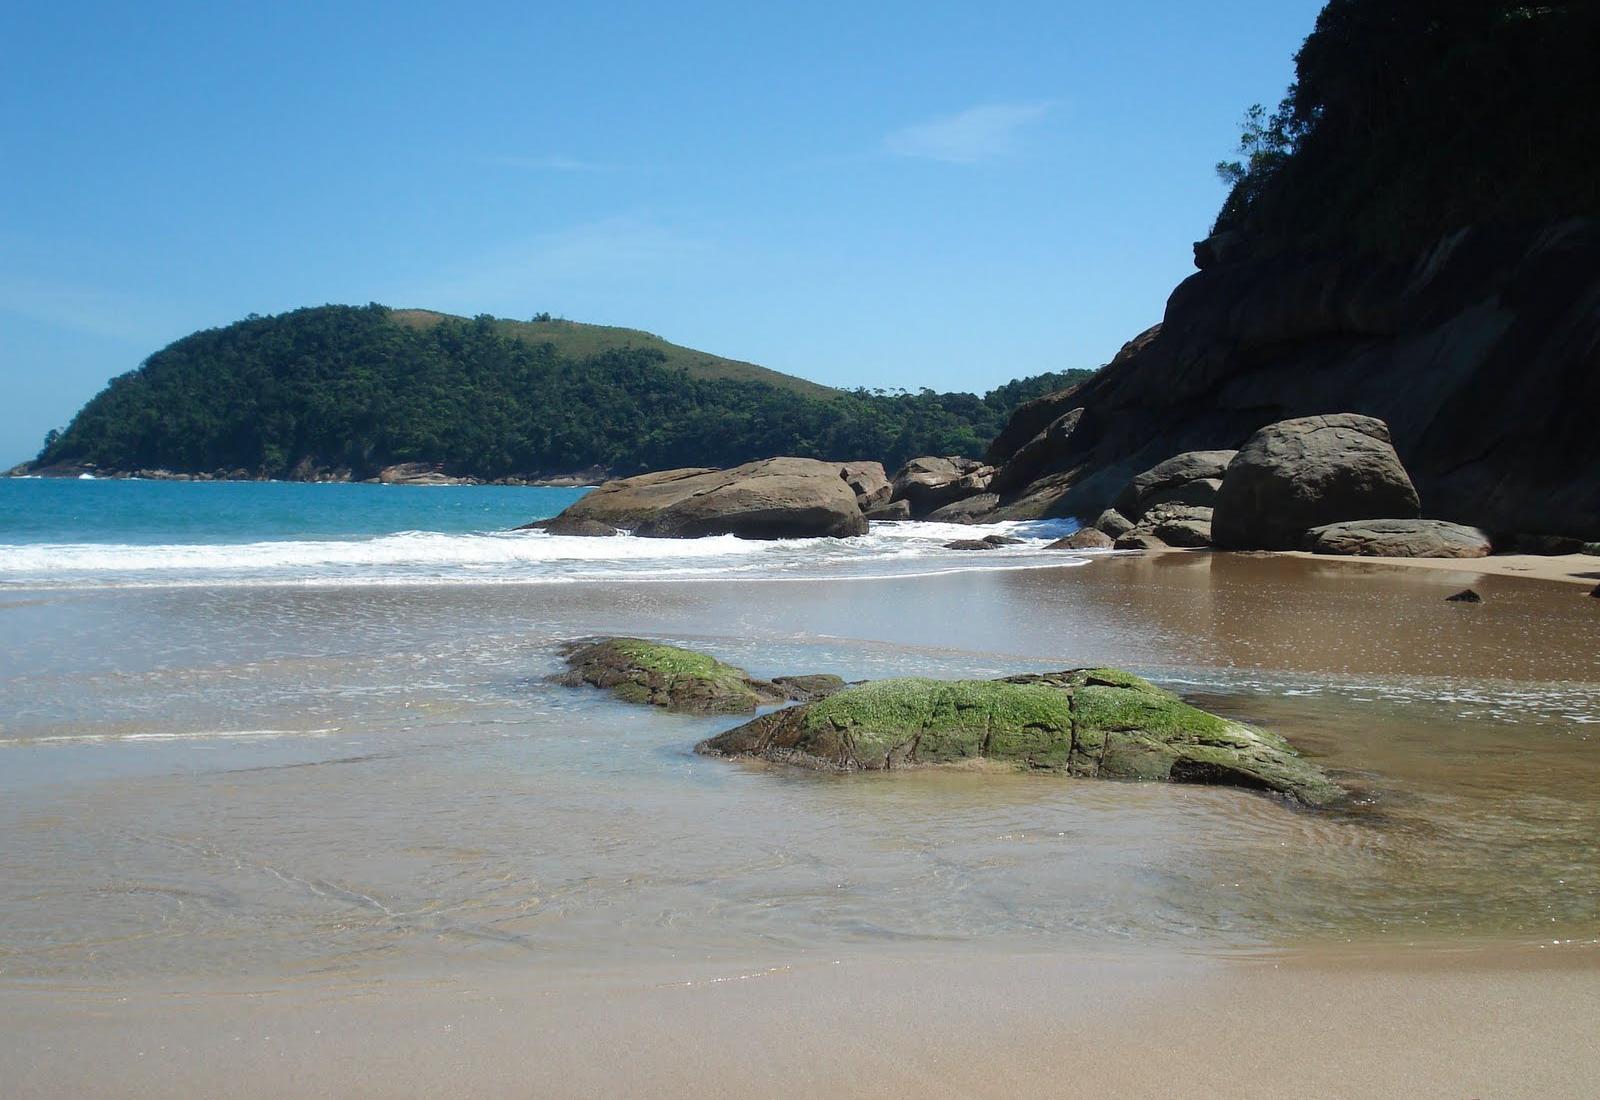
[4,554,1598,1097]
[5,946,1598,1099]
[1215,547,1600,588]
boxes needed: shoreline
[1140,545,1600,589]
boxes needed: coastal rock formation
[955,223,1600,541]
[1046,528,1114,551]
[1303,519,1492,559]
[1114,530,1168,551]
[525,516,620,537]
[696,668,1345,807]
[864,500,912,521]
[889,457,994,518]
[1094,509,1135,539]
[841,462,892,510]
[374,462,469,486]
[538,458,869,539]
[944,534,1022,551]
[926,493,1000,522]
[1211,415,1420,551]
[1113,450,1235,520]
[557,638,789,714]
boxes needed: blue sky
[0,1,1324,466]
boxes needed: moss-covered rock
[558,638,789,714]
[696,667,1344,807]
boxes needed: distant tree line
[35,305,1093,478]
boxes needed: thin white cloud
[885,101,1053,164]
[487,154,622,173]
[397,217,713,314]
[0,277,182,345]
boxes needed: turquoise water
[0,477,587,545]
[0,477,1080,588]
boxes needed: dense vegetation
[34,305,1092,478]
[1214,1,1600,257]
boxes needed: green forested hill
[33,304,1091,479]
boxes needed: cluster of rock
[1036,413,1492,560]
[556,638,1346,807]
[907,221,1600,544]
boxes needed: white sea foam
[0,519,1097,589]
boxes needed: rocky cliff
[981,220,1600,540]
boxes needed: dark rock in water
[1446,589,1483,604]
[975,223,1600,540]
[1047,528,1115,550]
[1212,415,1420,550]
[982,534,1023,547]
[556,637,787,714]
[926,493,1000,523]
[539,458,868,540]
[521,516,620,537]
[1591,584,1600,598]
[890,457,993,517]
[696,668,1344,807]
[1094,508,1135,538]
[771,674,848,702]
[945,539,996,551]
[1114,530,1168,551]
[1304,519,1491,559]
[864,499,912,521]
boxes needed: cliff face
[986,220,1600,539]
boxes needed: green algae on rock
[557,637,788,714]
[696,668,1344,807]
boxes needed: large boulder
[1301,519,1493,558]
[538,459,868,539]
[889,457,992,517]
[696,668,1344,807]
[1211,415,1420,550]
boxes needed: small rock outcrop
[1094,509,1135,539]
[557,638,789,713]
[1047,528,1114,551]
[889,457,994,518]
[864,500,912,521]
[1446,589,1483,604]
[926,493,1000,522]
[944,534,1023,551]
[522,515,620,536]
[1113,450,1235,520]
[538,459,868,540]
[1302,519,1492,559]
[696,668,1345,807]
[1212,415,1421,550]
[1114,530,1168,551]
[841,462,892,510]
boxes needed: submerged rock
[1446,589,1483,604]
[557,638,789,714]
[696,669,1344,807]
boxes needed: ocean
[0,477,1081,588]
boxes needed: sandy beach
[4,548,1598,1098]
[5,944,1598,1099]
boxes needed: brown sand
[5,945,1597,1099]
[1139,546,1600,587]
